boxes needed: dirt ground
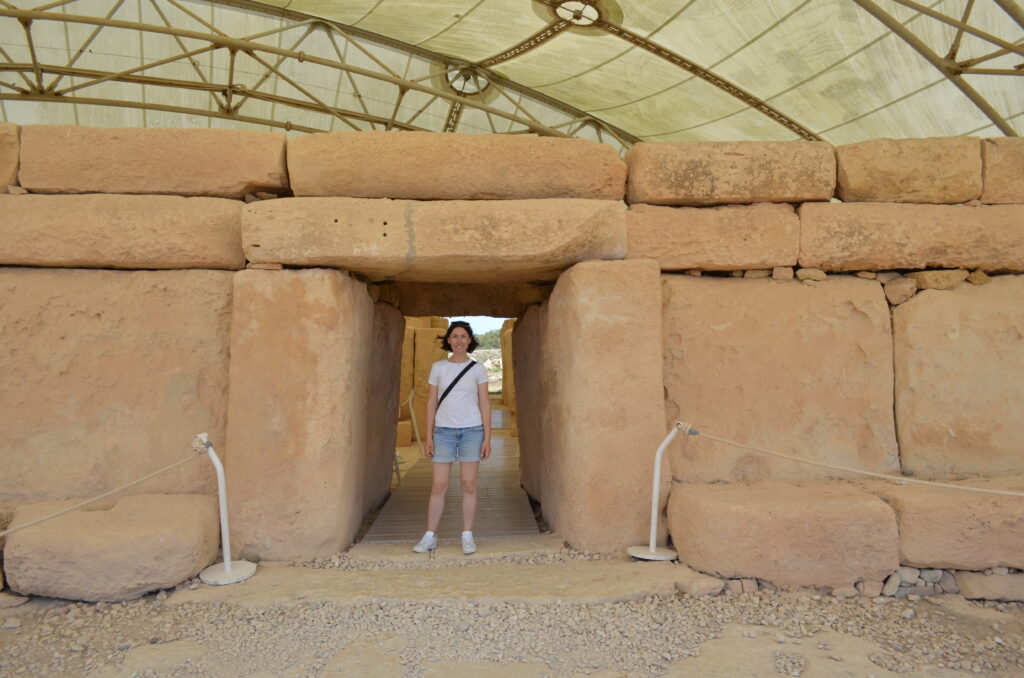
[2,540,1023,678]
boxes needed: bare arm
[424,384,438,458]
[478,381,492,460]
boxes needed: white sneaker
[412,532,437,553]
[462,532,477,555]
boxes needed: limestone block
[893,276,1024,477]
[663,276,898,482]
[430,317,448,329]
[627,203,799,270]
[18,125,287,198]
[884,277,917,305]
[398,326,415,419]
[287,131,625,200]
[667,482,898,589]
[412,327,444,435]
[626,141,835,206]
[904,269,968,290]
[512,260,666,552]
[835,137,982,203]
[981,138,1024,204]
[396,420,413,447]
[0,195,244,269]
[225,269,375,561]
[384,282,551,319]
[955,572,1024,602]
[0,269,231,503]
[405,317,433,328]
[362,302,404,515]
[862,477,1024,570]
[0,122,18,187]
[4,494,218,602]
[799,203,1024,272]
[501,318,516,410]
[242,198,626,283]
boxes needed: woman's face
[449,327,471,352]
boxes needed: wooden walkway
[362,402,538,542]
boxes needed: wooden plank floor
[362,401,538,542]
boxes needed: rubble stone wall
[1,126,1021,595]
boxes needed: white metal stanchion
[194,433,257,585]
[628,422,689,562]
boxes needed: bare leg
[460,461,479,532]
[427,462,451,533]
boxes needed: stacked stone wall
[1,125,1021,598]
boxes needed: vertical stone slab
[981,138,1024,204]
[500,319,516,410]
[225,269,374,561]
[398,324,415,420]
[893,276,1024,478]
[517,259,667,552]
[362,302,404,515]
[0,269,231,503]
[412,327,443,434]
[512,306,544,503]
[663,276,899,482]
[0,122,19,187]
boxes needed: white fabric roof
[1,0,1020,150]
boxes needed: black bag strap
[437,360,477,409]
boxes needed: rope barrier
[0,447,206,540]
[679,421,1024,499]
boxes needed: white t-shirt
[428,359,488,428]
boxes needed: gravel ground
[2,582,1022,677]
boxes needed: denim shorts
[432,425,484,463]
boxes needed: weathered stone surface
[674,564,724,597]
[412,327,445,437]
[0,195,244,269]
[0,269,231,503]
[861,477,1024,570]
[225,269,380,561]
[4,494,217,602]
[398,326,415,420]
[667,482,899,588]
[893,276,1024,477]
[799,203,1024,272]
[626,141,835,206]
[288,131,625,200]
[772,266,793,280]
[501,318,516,411]
[0,122,18,187]
[362,302,404,516]
[663,276,898,482]
[968,269,991,285]
[795,267,826,281]
[243,198,626,283]
[884,276,917,305]
[905,269,968,290]
[627,203,798,270]
[18,125,287,198]
[382,282,552,318]
[955,572,1024,602]
[981,138,1024,204]
[396,420,413,447]
[835,138,982,203]
[515,260,666,552]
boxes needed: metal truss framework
[0,0,1019,142]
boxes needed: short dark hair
[440,321,479,352]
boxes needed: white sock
[424,531,435,538]
[462,531,473,537]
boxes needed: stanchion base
[627,545,678,561]
[200,560,257,585]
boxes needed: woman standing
[413,321,491,555]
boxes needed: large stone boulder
[667,482,899,589]
[226,270,400,561]
[513,259,666,552]
[981,138,1024,204]
[662,275,899,482]
[0,122,18,187]
[835,137,982,203]
[18,125,287,198]
[862,477,1024,570]
[287,131,625,200]
[626,141,835,205]
[0,194,245,269]
[242,198,625,283]
[799,203,1024,272]
[4,494,218,602]
[893,276,1024,477]
[627,203,798,270]
[0,269,232,504]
